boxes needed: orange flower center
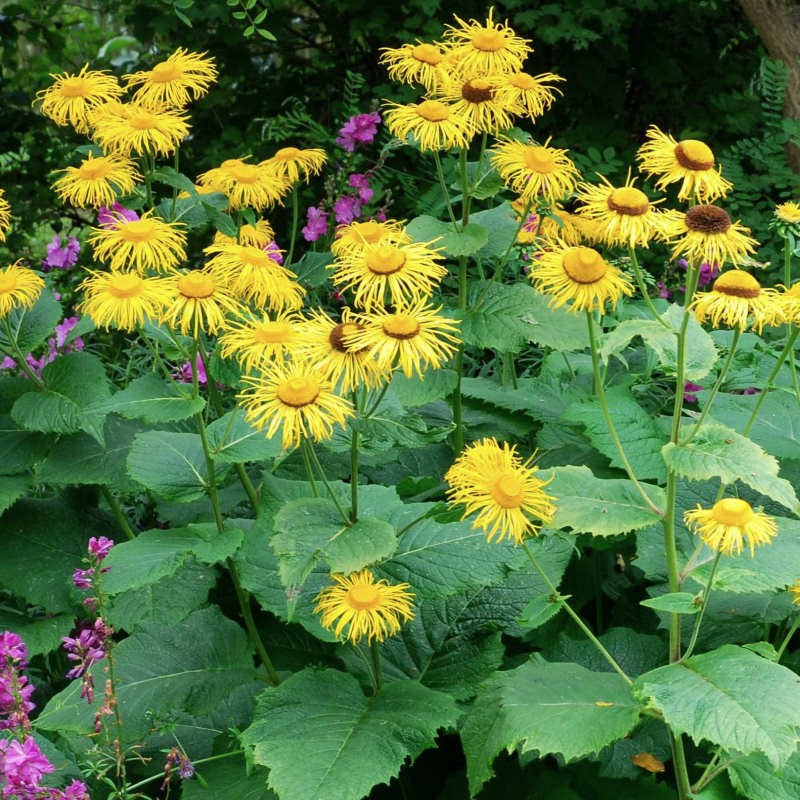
[106,273,144,298]
[366,246,406,275]
[490,472,524,508]
[472,29,506,51]
[523,146,556,174]
[58,77,90,98]
[77,158,112,180]
[461,78,494,103]
[0,273,18,294]
[150,61,182,83]
[329,321,363,353]
[238,247,273,268]
[274,147,301,161]
[607,186,649,216]
[685,204,732,234]
[509,72,537,90]
[252,321,293,343]
[228,164,260,184]
[711,498,754,527]
[277,376,320,407]
[383,314,420,339]
[712,270,761,299]
[177,272,216,299]
[412,43,443,65]
[674,139,714,171]
[562,247,608,283]
[416,100,450,122]
[350,221,385,243]
[347,582,380,609]
[118,219,158,242]
[128,109,158,130]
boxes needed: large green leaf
[563,387,668,482]
[662,423,799,512]
[92,373,205,423]
[461,659,642,795]
[469,202,518,258]
[634,645,800,766]
[0,611,74,657]
[0,288,62,354]
[206,410,281,464]
[544,465,665,536]
[0,475,30,514]
[728,749,800,800]
[406,214,489,257]
[0,414,51,475]
[241,668,460,800]
[182,756,276,800]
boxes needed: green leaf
[640,592,701,615]
[293,251,333,288]
[0,415,51,474]
[468,203,518,258]
[406,215,489,257]
[562,388,668,482]
[182,755,276,800]
[461,659,642,795]
[202,202,238,236]
[0,475,30,514]
[461,159,505,199]
[93,373,205,423]
[0,611,73,656]
[151,166,196,193]
[661,423,799,512]
[241,668,460,800]
[544,465,665,536]
[102,524,244,595]
[633,644,800,766]
[0,288,61,354]
[517,593,563,630]
[206,410,281,464]
[389,369,458,408]
[729,749,800,800]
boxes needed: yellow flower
[91,102,190,157]
[575,173,664,248]
[218,160,290,212]
[379,41,449,91]
[0,190,11,242]
[492,71,564,120]
[205,241,303,310]
[124,47,217,109]
[219,311,302,373]
[512,200,584,246]
[196,158,249,191]
[348,300,460,379]
[297,307,390,392]
[0,261,45,317]
[530,245,634,313]
[777,282,800,325]
[770,202,800,240]
[383,99,474,152]
[443,9,532,76]
[88,210,187,273]
[314,569,414,645]
[34,65,123,134]
[51,152,141,209]
[491,138,580,205]
[436,76,513,136]
[788,579,800,606]
[78,270,174,331]
[684,498,777,557]
[661,205,758,268]
[636,126,732,203]
[237,361,354,450]
[162,269,242,336]
[331,219,412,258]
[690,270,778,333]
[264,147,326,185]
[213,219,276,249]
[445,437,555,544]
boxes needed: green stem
[125,751,243,792]
[692,756,744,794]
[785,236,793,288]
[2,318,45,387]
[350,391,360,523]
[680,329,741,445]
[585,311,664,515]
[369,639,383,695]
[629,246,672,330]
[670,731,694,800]
[432,151,458,227]
[364,380,391,418]
[302,437,350,524]
[101,487,136,541]
[775,614,800,662]
[459,148,471,225]
[301,440,319,496]
[682,551,722,660]
[170,147,180,221]
[662,474,684,663]
[691,749,722,795]
[522,542,632,685]
[285,187,300,268]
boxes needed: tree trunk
[738,0,800,171]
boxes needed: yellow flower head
[0,261,45,317]
[162,269,242,337]
[575,173,664,248]
[636,126,733,203]
[684,498,777,557]
[297,307,390,393]
[443,9,532,76]
[331,240,447,311]
[661,205,758,268]
[690,270,778,333]
[512,200,584,246]
[218,160,290,212]
[491,137,580,205]
[124,47,218,109]
[0,190,11,242]
[446,437,555,544]
[771,202,800,240]
[493,71,564,120]
[35,65,123,134]
[213,218,276,249]
[237,360,353,450]
[265,147,326,185]
[436,76,514,136]
[88,210,187,273]
[348,300,460,379]
[383,99,474,152]
[91,102,190,157]
[78,270,174,331]
[314,569,414,645]
[530,245,634,314]
[379,41,449,91]
[51,152,141,209]
[788,579,800,606]
[777,282,800,325]
[219,311,303,373]
[331,218,412,258]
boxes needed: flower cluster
[336,112,381,152]
[0,632,34,732]
[41,235,80,272]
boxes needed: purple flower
[742,386,760,395]
[684,382,703,404]
[302,206,329,242]
[0,736,55,791]
[656,281,671,299]
[61,780,91,799]
[336,112,381,152]
[0,632,27,666]
[697,261,720,287]
[62,619,112,703]
[265,240,284,265]
[97,202,139,228]
[333,195,362,225]
[72,568,94,589]
[348,173,374,204]
[88,536,114,561]
[41,235,80,273]
[173,354,207,385]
